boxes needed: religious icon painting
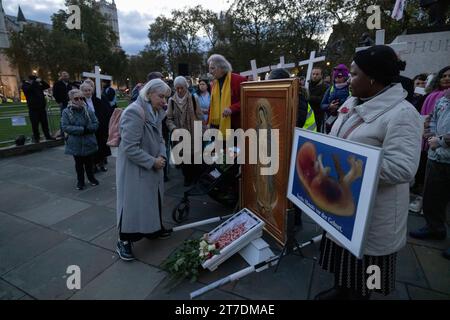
[241,79,299,245]
[287,128,383,258]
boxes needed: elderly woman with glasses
[61,89,99,190]
[80,81,112,172]
[116,79,173,261]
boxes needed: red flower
[339,106,349,114]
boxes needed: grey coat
[61,105,99,156]
[116,97,167,234]
[330,83,422,256]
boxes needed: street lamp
[326,62,331,66]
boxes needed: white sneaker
[409,196,423,213]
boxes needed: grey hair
[80,82,93,91]
[68,89,82,100]
[207,54,232,72]
[174,76,189,89]
[82,79,95,89]
[139,79,171,102]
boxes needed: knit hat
[268,68,290,80]
[353,45,402,86]
[333,64,349,79]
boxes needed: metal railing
[0,104,61,147]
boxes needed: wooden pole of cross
[82,66,113,99]
[240,60,271,81]
[270,56,296,70]
[298,51,326,89]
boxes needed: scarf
[209,72,232,137]
[170,94,197,136]
[334,82,348,90]
[67,101,91,124]
[421,89,446,116]
[173,91,188,106]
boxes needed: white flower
[208,244,216,251]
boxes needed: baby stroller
[172,148,241,223]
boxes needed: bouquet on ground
[161,213,256,286]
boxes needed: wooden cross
[355,29,407,53]
[240,60,271,81]
[270,56,295,70]
[298,51,326,89]
[82,66,113,99]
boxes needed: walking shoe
[409,226,446,240]
[158,228,172,240]
[116,240,135,261]
[88,178,99,186]
[76,182,85,190]
[409,196,423,213]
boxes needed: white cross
[298,50,326,89]
[240,59,271,81]
[82,65,113,99]
[270,56,296,70]
[355,29,407,53]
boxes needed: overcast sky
[3,0,231,54]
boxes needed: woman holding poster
[315,45,422,300]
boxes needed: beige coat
[330,83,422,256]
[167,94,203,134]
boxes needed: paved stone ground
[0,146,449,300]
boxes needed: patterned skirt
[319,234,397,296]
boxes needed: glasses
[335,75,344,78]
[73,97,82,101]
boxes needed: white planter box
[201,208,265,271]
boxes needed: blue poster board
[287,128,382,258]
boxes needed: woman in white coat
[116,79,172,261]
[315,45,422,299]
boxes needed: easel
[274,208,304,272]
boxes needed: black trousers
[423,159,450,234]
[28,107,51,141]
[412,151,428,194]
[73,155,95,184]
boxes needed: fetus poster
[287,128,383,258]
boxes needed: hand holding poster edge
[286,128,383,258]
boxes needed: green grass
[0,99,129,147]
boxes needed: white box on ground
[239,238,275,271]
[201,208,265,271]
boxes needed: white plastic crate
[201,208,265,271]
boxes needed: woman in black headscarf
[315,45,422,300]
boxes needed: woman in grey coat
[61,89,99,190]
[116,79,172,261]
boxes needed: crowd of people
[19,46,449,299]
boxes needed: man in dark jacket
[21,75,54,143]
[53,71,74,110]
[53,71,74,137]
[308,67,329,132]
